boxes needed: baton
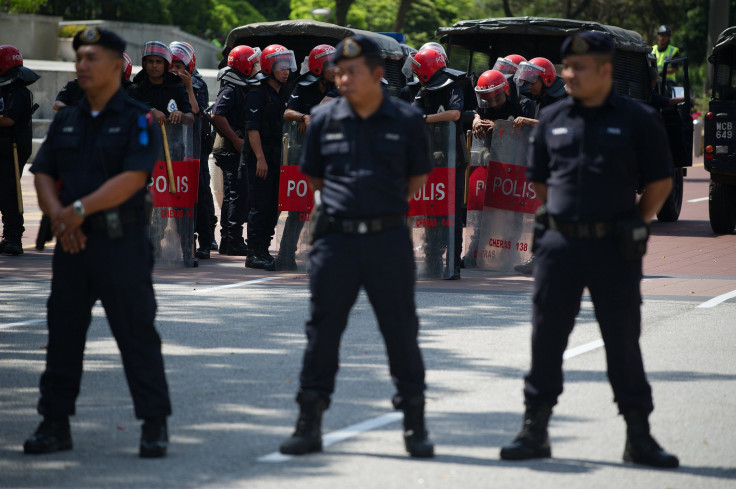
[12,142,23,213]
[159,122,176,193]
[464,130,472,206]
[282,131,289,166]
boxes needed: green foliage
[57,24,88,38]
[118,0,172,24]
[208,0,267,36]
[2,0,45,14]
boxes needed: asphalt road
[1,161,735,488]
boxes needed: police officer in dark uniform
[24,28,171,458]
[499,31,678,469]
[210,44,260,256]
[127,41,193,126]
[243,44,295,270]
[275,44,337,270]
[514,57,567,125]
[279,35,434,458]
[0,44,38,256]
[54,52,133,111]
[472,69,535,140]
[169,41,216,259]
[407,47,466,279]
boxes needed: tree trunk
[503,0,514,17]
[335,0,357,26]
[392,0,414,33]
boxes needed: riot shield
[147,122,200,267]
[462,132,492,268]
[475,119,539,271]
[408,121,456,280]
[273,120,313,271]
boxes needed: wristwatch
[73,199,86,218]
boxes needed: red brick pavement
[3,156,735,301]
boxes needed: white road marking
[687,197,708,203]
[194,276,279,293]
[257,412,403,463]
[563,339,605,360]
[0,318,45,330]
[696,289,736,308]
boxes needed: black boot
[622,410,679,468]
[139,416,168,458]
[500,404,553,460]
[398,396,434,458]
[224,241,249,256]
[245,245,266,269]
[279,390,328,455]
[260,246,276,272]
[23,417,73,454]
[3,240,23,255]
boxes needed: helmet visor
[513,62,542,86]
[492,57,518,75]
[266,49,297,72]
[401,56,420,79]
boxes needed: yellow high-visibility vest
[651,44,679,81]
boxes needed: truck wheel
[709,180,736,234]
[657,168,684,222]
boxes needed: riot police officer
[169,41,217,259]
[407,47,466,279]
[279,35,434,458]
[0,45,38,256]
[514,57,567,124]
[127,41,193,126]
[499,31,679,469]
[210,45,260,256]
[24,28,171,458]
[275,44,337,270]
[472,69,535,139]
[54,52,133,111]
[243,44,295,270]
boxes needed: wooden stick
[12,142,23,213]
[160,122,176,193]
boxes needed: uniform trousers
[195,152,217,249]
[246,149,280,249]
[299,226,426,404]
[524,229,654,413]
[216,154,249,245]
[0,157,24,241]
[37,223,171,419]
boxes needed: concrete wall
[0,13,61,60]
[59,19,221,69]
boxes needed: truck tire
[657,168,684,222]
[709,180,736,234]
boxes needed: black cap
[657,25,672,36]
[560,31,614,58]
[73,27,126,55]
[333,35,382,64]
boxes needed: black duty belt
[326,215,406,235]
[548,215,615,239]
[83,208,144,232]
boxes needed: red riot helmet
[122,52,133,81]
[260,44,297,76]
[227,45,261,76]
[514,57,556,88]
[0,45,23,76]
[308,44,335,76]
[492,54,526,75]
[403,48,446,82]
[475,70,510,109]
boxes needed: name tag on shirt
[385,133,400,141]
[606,127,622,135]
[551,127,569,136]
[325,132,344,141]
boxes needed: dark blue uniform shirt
[211,83,248,136]
[0,82,33,162]
[287,78,336,114]
[127,71,192,115]
[245,82,287,147]
[528,89,673,221]
[476,95,535,121]
[31,89,161,211]
[55,79,85,106]
[300,95,431,219]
